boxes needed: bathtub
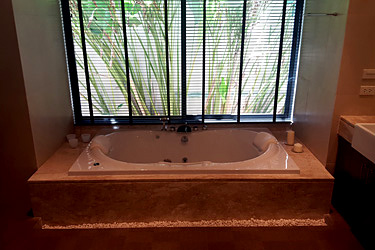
[69,129,299,175]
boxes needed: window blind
[240,0,294,117]
[62,0,304,124]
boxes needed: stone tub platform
[28,129,334,226]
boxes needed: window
[61,0,304,124]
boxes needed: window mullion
[202,0,206,124]
[181,0,187,119]
[61,0,82,124]
[237,0,247,123]
[273,0,288,122]
[120,0,133,123]
[284,0,304,119]
[165,0,171,121]
[77,0,94,123]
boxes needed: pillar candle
[286,130,295,145]
[293,143,303,153]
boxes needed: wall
[326,0,375,171]
[293,0,349,167]
[0,0,75,221]
[0,0,38,221]
[12,0,74,167]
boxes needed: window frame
[61,0,305,125]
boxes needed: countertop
[338,115,375,143]
[341,115,375,127]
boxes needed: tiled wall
[326,0,375,171]
[293,0,350,167]
[12,0,74,167]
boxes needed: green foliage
[69,0,296,117]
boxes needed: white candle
[286,130,295,145]
[69,138,78,148]
[81,133,91,143]
[293,143,303,153]
[66,134,76,141]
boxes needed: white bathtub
[69,129,300,175]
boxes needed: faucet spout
[177,123,192,133]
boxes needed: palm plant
[69,0,296,117]
[70,0,180,116]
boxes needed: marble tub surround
[28,127,333,226]
[30,180,332,226]
[29,130,332,182]
[338,115,375,143]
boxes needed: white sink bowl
[352,123,375,163]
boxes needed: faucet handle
[160,117,169,131]
[202,124,208,130]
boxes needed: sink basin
[352,123,375,163]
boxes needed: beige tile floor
[1,208,363,250]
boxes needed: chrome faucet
[160,117,169,131]
[177,122,192,133]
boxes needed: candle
[66,134,76,141]
[293,143,303,153]
[81,133,91,143]
[286,130,295,145]
[69,138,78,148]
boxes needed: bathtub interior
[69,129,300,175]
[91,130,275,164]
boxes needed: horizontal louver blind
[126,0,167,116]
[71,0,130,116]
[186,0,203,115]
[205,0,243,115]
[241,0,287,116]
[240,0,296,116]
[66,0,301,123]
